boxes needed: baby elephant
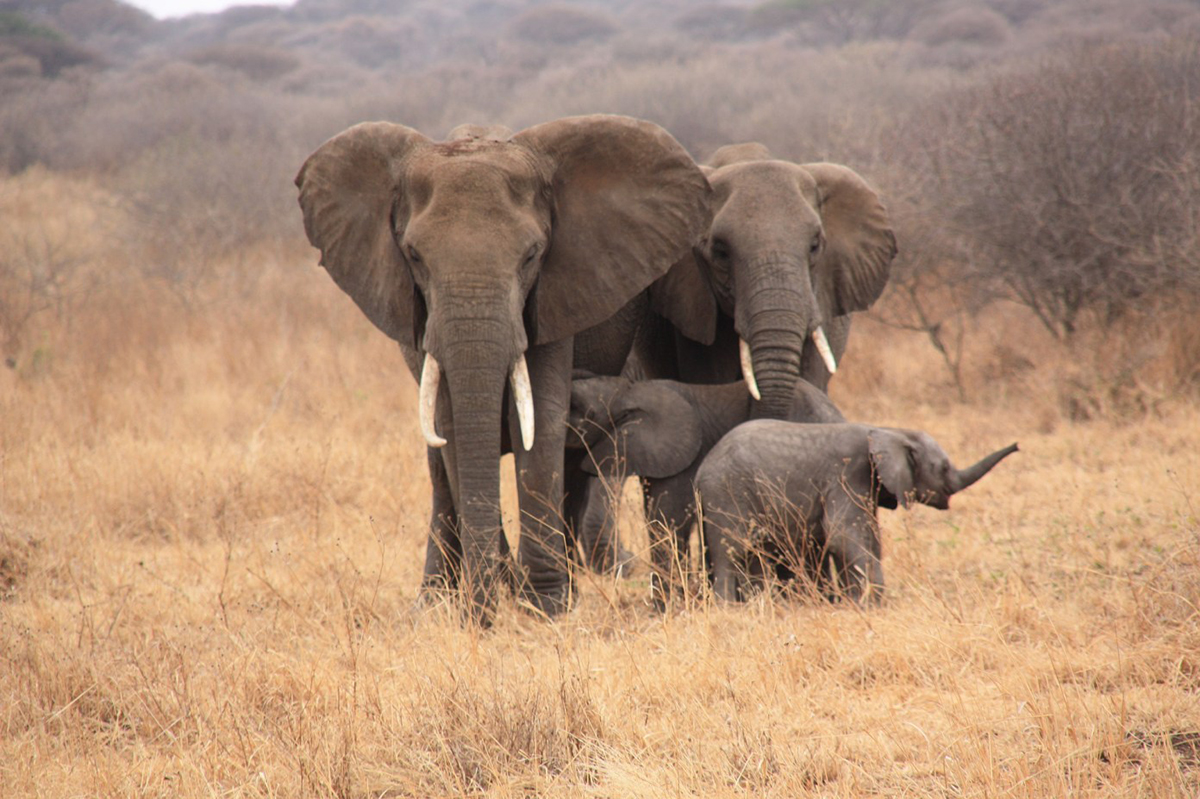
[568,375,844,603]
[695,421,1018,604]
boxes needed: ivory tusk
[511,355,535,451]
[739,338,761,401]
[813,327,838,375]
[419,353,447,448]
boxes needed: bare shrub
[912,3,1012,47]
[907,38,1200,339]
[185,42,299,81]
[508,5,619,45]
[985,0,1050,24]
[54,0,153,38]
[674,4,751,41]
[0,169,115,365]
[748,0,944,44]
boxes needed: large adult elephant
[642,142,898,407]
[295,116,710,623]
[568,142,897,575]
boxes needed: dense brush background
[1,0,1199,796]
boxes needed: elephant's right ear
[295,122,431,347]
[804,163,898,319]
[868,429,914,509]
[648,251,718,345]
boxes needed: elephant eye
[407,246,422,264]
[522,244,541,267]
[710,238,731,261]
[809,236,822,256]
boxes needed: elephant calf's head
[868,428,1019,510]
[569,376,703,481]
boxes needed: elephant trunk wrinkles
[951,443,1019,493]
[438,318,521,624]
[736,254,817,420]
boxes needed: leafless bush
[749,0,943,45]
[912,3,1012,47]
[907,38,1200,339]
[508,5,619,45]
[185,42,299,81]
[674,4,751,41]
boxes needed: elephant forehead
[710,161,825,224]
[712,161,820,211]
[406,147,547,217]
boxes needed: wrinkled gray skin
[295,116,710,624]
[568,143,897,575]
[568,374,845,606]
[696,421,1018,603]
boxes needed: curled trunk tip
[952,442,1018,493]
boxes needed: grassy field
[1,172,1198,797]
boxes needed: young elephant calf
[695,421,1018,603]
[568,375,844,604]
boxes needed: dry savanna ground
[1,171,1198,798]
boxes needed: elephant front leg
[645,475,697,610]
[574,474,633,576]
[822,494,885,604]
[512,338,574,616]
[420,446,462,597]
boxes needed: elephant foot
[518,579,573,618]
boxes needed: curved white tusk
[511,355,535,451]
[739,337,761,401]
[813,327,838,375]
[419,353,447,448]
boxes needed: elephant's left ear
[515,115,712,344]
[805,163,898,318]
[868,429,914,509]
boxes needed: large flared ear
[648,251,718,345]
[705,142,773,169]
[514,115,712,344]
[295,122,431,347]
[868,429,915,509]
[583,383,702,480]
[803,162,898,320]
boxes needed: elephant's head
[653,143,896,418]
[296,115,710,615]
[867,429,1019,510]
[569,376,702,481]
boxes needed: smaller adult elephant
[642,142,898,410]
[568,374,844,606]
[696,421,1018,604]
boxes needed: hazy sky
[125,0,291,19]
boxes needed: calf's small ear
[867,429,914,508]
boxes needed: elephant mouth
[418,351,537,451]
[738,327,838,400]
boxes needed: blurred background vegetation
[1,0,1198,405]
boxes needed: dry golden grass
[1,174,1197,797]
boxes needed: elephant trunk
[429,307,526,625]
[736,255,815,420]
[950,443,1019,493]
